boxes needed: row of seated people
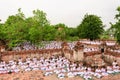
[0,55,119,80]
[106,42,116,46]
[40,41,62,49]
[41,41,77,50]
[13,42,36,51]
[83,47,100,52]
[13,41,75,51]
[83,47,101,57]
[43,57,119,80]
[80,40,116,46]
[41,41,116,50]
[12,40,116,51]
[79,40,102,45]
[12,40,100,51]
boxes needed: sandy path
[0,71,120,80]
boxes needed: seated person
[67,72,75,78]
[94,67,102,78]
[0,66,8,74]
[44,66,53,76]
[32,63,39,71]
[101,66,108,76]
[24,63,31,71]
[58,72,65,79]
[13,65,20,73]
[112,60,118,67]
[83,69,92,80]
[113,64,120,73]
[107,66,114,74]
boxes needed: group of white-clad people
[83,47,100,53]
[12,40,116,51]
[13,42,36,51]
[40,41,77,50]
[0,55,119,80]
[13,41,77,51]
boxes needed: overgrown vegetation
[0,6,120,48]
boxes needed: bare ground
[0,71,120,80]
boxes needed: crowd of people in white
[3,40,120,80]
[0,55,119,80]
[83,47,100,53]
[12,40,117,53]
[13,42,36,51]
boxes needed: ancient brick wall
[0,49,62,62]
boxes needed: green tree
[65,27,79,41]
[28,27,42,44]
[54,23,67,41]
[0,23,7,43]
[25,17,42,41]
[110,6,120,43]
[4,9,28,47]
[115,6,120,21]
[2,8,51,48]
[100,30,109,40]
[77,14,104,40]
[42,25,56,41]
[33,9,49,27]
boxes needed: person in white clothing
[112,60,118,67]
[94,67,102,78]
[83,69,92,80]
[14,65,20,73]
[44,66,53,76]
[67,71,75,78]
[40,62,46,70]
[113,64,120,73]
[32,63,39,71]
[101,66,108,76]
[87,67,93,74]
[58,72,65,79]
[107,66,114,74]
[25,63,31,71]
[0,66,8,74]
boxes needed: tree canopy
[0,8,80,48]
[3,7,120,48]
[109,6,120,43]
[77,14,104,40]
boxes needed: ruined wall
[72,49,84,61]
[104,52,120,66]
[0,49,62,62]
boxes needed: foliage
[100,30,109,40]
[0,8,107,48]
[115,6,120,21]
[77,14,104,40]
[42,25,56,41]
[33,9,49,27]
[109,6,120,43]
[0,24,6,40]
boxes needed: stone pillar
[73,41,84,62]
[77,50,84,61]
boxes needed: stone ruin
[0,40,120,67]
[61,42,73,61]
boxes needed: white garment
[94,69,102,78]
[67,72,74,77]
[25,67,31,71]
[107,66,113,74]
[58,72,65,79]
[83,72,92,80]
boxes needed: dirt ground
[0,71,120,80]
